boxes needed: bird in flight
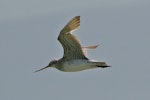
[35,16,110,72]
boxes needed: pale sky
[0,0,150,100]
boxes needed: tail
[94,62,111,68]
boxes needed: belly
[62,59,96,72]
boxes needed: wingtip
[82,45,99,49]
[74,16,80,19]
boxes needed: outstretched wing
[58,16,88,60]
[82,45,99,57]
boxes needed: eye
[51,61,55,64]
[49,60,57,65]
[49,62,51,65]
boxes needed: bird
[35,16,110,72]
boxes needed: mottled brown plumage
[35,16,110,72]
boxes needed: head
[34,59,58,72]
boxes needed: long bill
[34,66,49,73]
